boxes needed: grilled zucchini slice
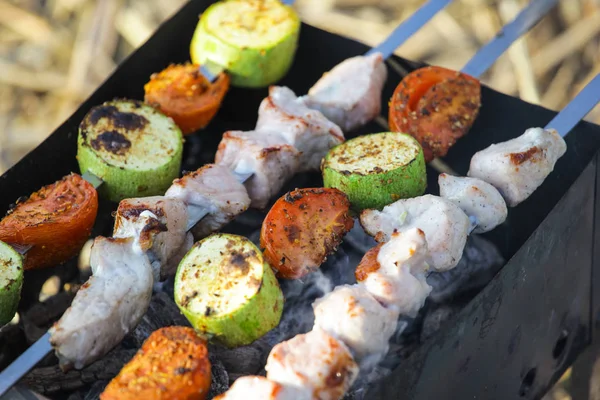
[0,240,23,326]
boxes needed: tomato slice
[389,66,481,162]
[144,63,230,135]
[260,188,354,279]
[0,173,98,270]
[354,243,383,282]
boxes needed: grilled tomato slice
[260,188,354,279]
[144,63,230,135]
[389,66,481,162]
[0,173,98,270]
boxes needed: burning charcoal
[83,380,109,400]
[427,234,504,303]
[420,303,463,342]
[343,221,378,254]
[209,344,263,379]
[207,355,230,398]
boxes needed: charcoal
[82,381,109,400]
[207,356,230,398]
[427,234,505,303]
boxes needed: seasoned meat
[49,237,153,370]
[256,86,344,171]
[467,127,567,207]
[113,196,187,280]
[101,327,211,400]
[438,173,508,233]
[165,164,251,238]
[215,130,300,209]
[312,284,398,361]
[360,195,470,271]
[355,228,431,316]
[266,328,359,400]
[214,376,311,400]
[303,52,387,132]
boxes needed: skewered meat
[214,376,311,400]
[467,127,567,207]
[355,228,431,316]
[256,86,344,171]
[101,326,211,400]
[113,196,188,280]
[49,237,153,370]
[303,53,387,132]
[215,130,300,209]
[438,173,508,234]
[312,284,398,361]
[266,328,359,400]
[165,164,251,238]
[360,194,470,271]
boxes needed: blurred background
[0,0,599,397]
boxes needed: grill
[1,0,600,399]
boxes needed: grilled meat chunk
[49,237,153,370]
[256,86,344,172]
[215,130,300,209]
[438,173,508,233]
[355,228,431,316]
[312,284,398,361]
[165,164,251,238]
[360,195,470,271]
[214,376,311,400]
[113,196,187,280]
[467,127,567,207]
[266,328,359,400]
[303,53,387,132]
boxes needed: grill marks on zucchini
[190,0,300,87]
[77,99,183,202]
[322,132,427,211]
[175,234,283,348]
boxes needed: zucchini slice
[322,132,427,211]
[0,240,23,326]
[190,0,300,88]
[174,233,284,348]
[77,99,183,202]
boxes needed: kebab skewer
[213,74,600,400]
[388,0,559,162]
[220,0,557,211]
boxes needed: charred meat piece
[303,53,387,132]
[214,376,311,400]
[113,196,188,280]
[266,328,359,400]
[260,188,354,279]
[165,164,251,239]
[467,127,567,207]
[438,173,508,233]
[312,284,398,361]
[256,86,344,172]
[49,237,153,370]
[215,130,300,209]
[355,228,431,316]
[101,326,211,400]
[360,194,470,271]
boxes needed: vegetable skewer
[389,0,559,162]
[214,74,600,400]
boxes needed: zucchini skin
[0,240,23,327]
[322,133,427,211]
[190,2,300,88]
[76,99,184,202]
[175,234,284,348]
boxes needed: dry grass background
[0,0,599,397]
